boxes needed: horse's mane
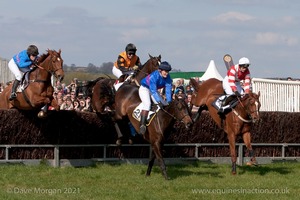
[37,52,49,64]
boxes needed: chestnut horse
[190,78,261,174]
[114,83,193,179]
[0,49,64,117]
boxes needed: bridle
[34,53,62,77]
[232,95,260,123]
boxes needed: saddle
[114,71,136,91]
[212,94,239,113]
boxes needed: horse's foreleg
[152,142,168,180]
[146,150,156,177]
[193,105,204,122]
[228,134,237,175]
[243,132,257,166]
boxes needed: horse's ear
[189,78,198,92]
[174,94,179,101]
[58,49,61,54]
[149,54,153,59]
[158,55,161,60]
[257,91,260,97]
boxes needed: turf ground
[0,162,299,200]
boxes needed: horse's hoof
[116,139,122,146]
[128,139,133,145]
[38,111,47,118]
[231,171,237,175]
[247,161,258,166]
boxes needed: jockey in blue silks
[8,45,39,100]
[138,61,173,135]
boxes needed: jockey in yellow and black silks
[112,43,141,78]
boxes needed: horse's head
[37,49,64,82]
[135,54,161,82]
[146,54,161,73]
[240,91,261,123]
[168,96,193,128]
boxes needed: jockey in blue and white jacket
[138,61,172,135]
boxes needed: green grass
[0,162,299,200]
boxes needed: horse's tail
[76,77,106,97]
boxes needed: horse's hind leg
[243,131,257,166]
[146,150,156,177]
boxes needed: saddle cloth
[132,103,159,126]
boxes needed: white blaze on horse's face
[255,100,259,117]
[57,58,61,61]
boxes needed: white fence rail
[252,78,300,112]
[0,57,14,84]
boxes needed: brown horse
[114,83,193,179]
[190,78,261,174]
[0,49,64,117]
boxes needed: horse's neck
[234,100,249,118]
[158,106,175,124]
[136,66,154,85]
[30,67,51,82]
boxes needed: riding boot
[139,110,149,135]
[9,79,20,101]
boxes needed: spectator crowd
[0,77,200,113]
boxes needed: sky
[0,0,299,78]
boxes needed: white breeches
[222,76,244,95]
[112,66,123,79]
[8,59,23,81]
[138,86,159,111]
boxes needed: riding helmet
[238,57,250,67]
[27,45,39,56]
[158,61,172,71]
[125,43,137,54]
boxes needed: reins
[232,95,257,123]
[159,105,190,124]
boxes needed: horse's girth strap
[22,90,34,108]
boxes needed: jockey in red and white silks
[222,57,251,96]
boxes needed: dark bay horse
[114,83,193,179]
[0,49,64,117]
[190,78,261,174]
[79,54,161,115]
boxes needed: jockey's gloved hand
[132,65,139,70]
[234,91,241,97]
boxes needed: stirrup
[9,92,17,101]
[217,107,224,115]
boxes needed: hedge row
[0,110,299,159]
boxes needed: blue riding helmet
[158,61,172,71]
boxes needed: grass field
[0,162,299,200]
